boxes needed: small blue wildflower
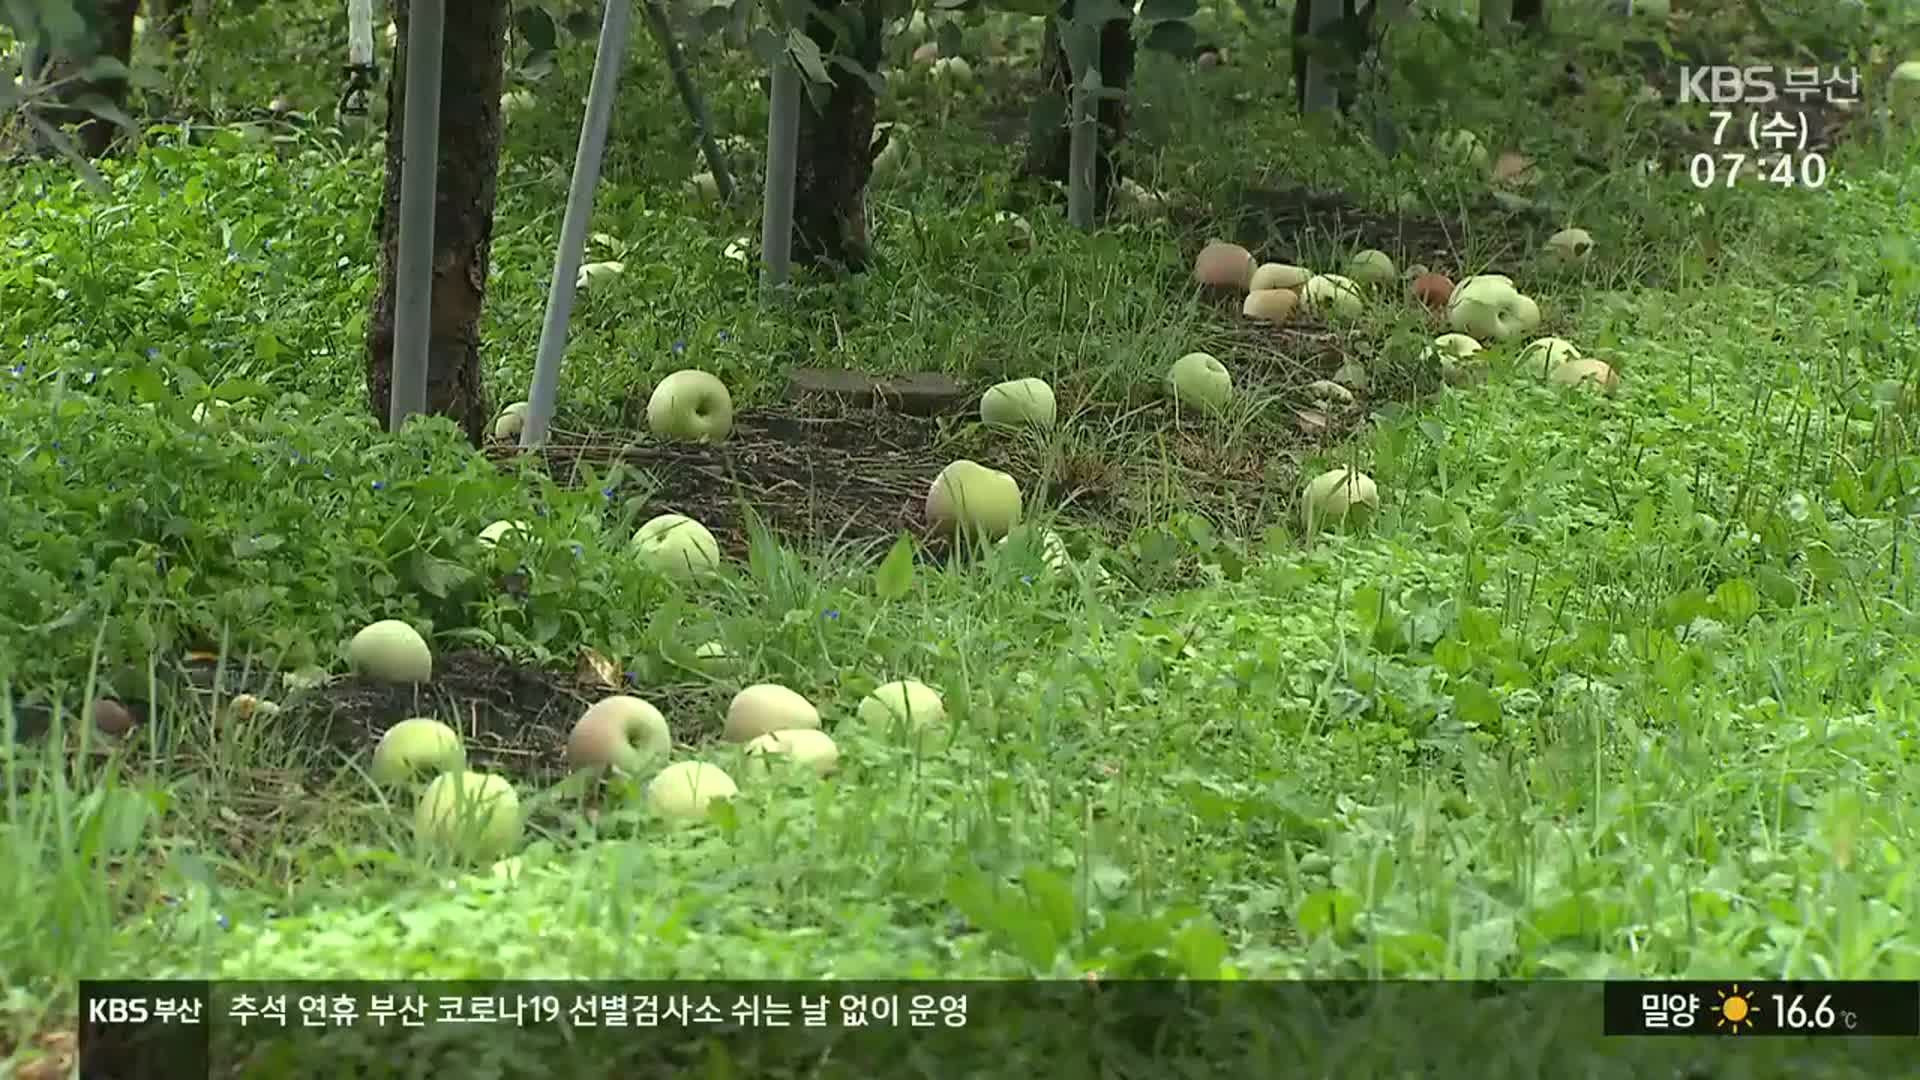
[216,912,230,930]
[1021,575,1034,586]
[601,487,615,499]
[323,469,333,479]
[145,347,158,358]
[569,543,583,557]
[672,339,687,354]
[823,609,840,621]
[371,480,384,490]
[8,364,21,376]
[716,330,731,343]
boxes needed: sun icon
[1716,985,1755,1033]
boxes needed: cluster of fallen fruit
[344,616,949,867]
[343,228,1638,858]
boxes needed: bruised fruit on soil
[647,761,739,822]
[745,729,840,777]
[415,771,522,859]
[349,620,433,684]
[371,718,466,787]
[1302,468,1380,531]
[568,695,672,774]
[631,513,721,579]
[979,377,1057,431]
[93,698,134,735]
[1412,273,1454,310]
[926,460,1023,539]
[725,684,821,743]
[1249,262,1312,291]
[859,679,946,730]
[1166,352,1233,413]
[1242,289,1298,324]
[1193,241,1255,291]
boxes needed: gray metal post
[1302,0,1340,115]
[519,0,635,450]
[388,0,446,429]
[760,2,802,295]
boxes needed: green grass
[5,0,1920,1073]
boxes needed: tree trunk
[1512,0,1545,28]
[34,0,142,157]
[1024,6,1133,216]
[1293,0,1370,115]
[363,0,507,446]
[152,0,192,53]
[790,0,884,272]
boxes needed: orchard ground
[4,1,1920,1074]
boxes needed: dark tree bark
[363,0,507,445]
[791,0,886,272]
[152,0,192,53]
[1023,4,1134,217]
[33,0,142,157]
[1501,0,1546,30]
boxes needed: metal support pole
[388,0,446,430]
[519,0,635,449]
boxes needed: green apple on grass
[1549,358,1620,391]
[1544,228,1593,263]
[685,172,721,202]
[1249,262,1312,291]
[1346,250,1396,287]
[415,771,522,859]
[1306,379,1354,407]
[370,718,466,787]
[493,401,530,440]
[1243,289,1298,323]
[1439,130,1489,170]
[925,460,1024,539]
[1303,274,1364,319]
[647,369,734,443]
[477,520,529,548]
[725,684,822,743]
[1518,336,1580,376]
[631,513,721,578]
[1894,61,1920,116]
[1302,468,1380,531]
[349,620,432,684]
[980,377,1057,430]
[1165,352,1233,413]
[859,679,946,730]
[567,695,673,774]
[646,761,738,822]
[744,729,841,777]
[1425,334,1485,386]
[1447,275,1534,341]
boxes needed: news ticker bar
[78,979,1920,1040]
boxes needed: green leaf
[1168,920,1228,976]
[1710,577,1760,626]
[513,5,559,54]
[936,20,965,58]
[1451,679,1500,729]
[1137,0,1197,19]
[747,26,785,65]
[1294,889,1359,938]
[874,532,916,601]
[1020,865,1078,942]
[787,29,832,85]
[406,551,473,600]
